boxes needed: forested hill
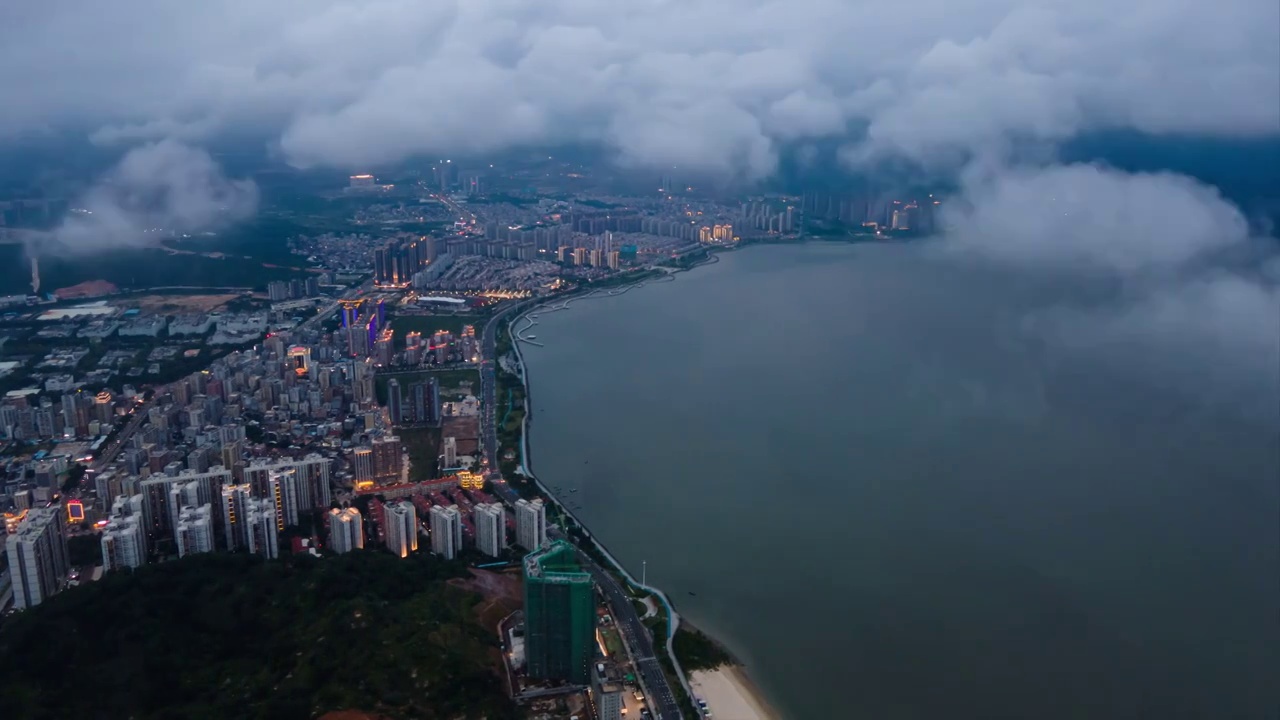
[0,551,520,720]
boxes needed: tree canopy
[0,551,520,720]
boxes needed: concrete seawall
[503,270,701,707]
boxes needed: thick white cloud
[33,140,258,256]
[937,162,1280,418]
[941,163,1251,273]
[0,0,1275,174]
[2,0,1273,411]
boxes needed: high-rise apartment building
[523,540,596,683]
[267,280,289,302]
[352,446,374,484]
[427,376,441,422]
[140,467,230,543]
[387,378,403,423]
[372,435,402,482]
[409,381,425,424]
[328,507,364,554]
[109,493,145,521]
[242,455,332,512]
[374,239,429,287]
[101,514,146,572]
[95,470,139,513]
[167,480,203,533]
[515,498,547,552]
[375,329,394,367]
[266,469,300,530]
[221,439,243,471]
[220,483,253,551]
[244,499,278,559]
[474,503,506,558]
[340,299,385,357]
[175,504,215,557]
[429,504,462,560]
[384,500,418,558]
[442,436,458,470]
[6,506,69,610]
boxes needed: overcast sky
[1,0,1276,176]
[4,0,1278,390]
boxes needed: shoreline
[499,250,783,718]
[496,249,778,712]
[690,665,782,720]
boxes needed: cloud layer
[35,140,258,256]
[1,0,1276,175]
[939,162,1279,419]
[2,1,1275,403]
[942,164,1252,273]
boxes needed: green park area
[494,377,525,479]
[490,318,526,478]
[398,425,442,481]
[0,552,519,720]
[673,625,734,672]
[500,383,525,437]
[374,368,480,406]
[600,625,627,657]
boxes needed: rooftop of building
[102,514,141,532]
[13,505,60,538]
[523,540,591,583]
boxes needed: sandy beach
[689,665,780,720]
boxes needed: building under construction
[523,540,596,684]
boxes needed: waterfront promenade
[477,294,688,720]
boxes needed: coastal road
[479,299,684,720]
[574,543,684,720]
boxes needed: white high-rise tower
[384,501,418,558]
[429,505,462,560]
[328,507,364,554]
[515,498,546,552]
[474,503,506,558]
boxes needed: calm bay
[520,243,1278,719]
